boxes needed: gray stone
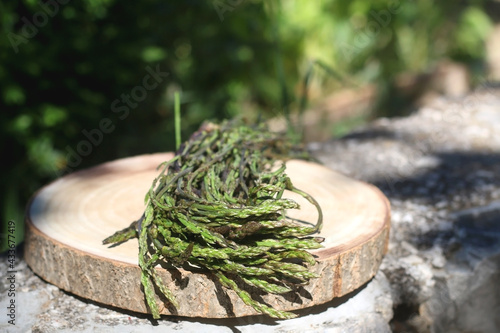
[312,85,500,332]
[2,86,500,332]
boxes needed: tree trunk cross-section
[24,153,390,318]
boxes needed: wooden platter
[24,153,390,318]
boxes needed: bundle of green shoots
[103,120,323,319]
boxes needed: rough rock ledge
[2,86,500,333]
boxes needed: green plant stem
[174,91,181,151]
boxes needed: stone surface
[2,85,500,332]
[311,85,500,332]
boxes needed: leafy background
[0,0,496,252]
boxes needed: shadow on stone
[371,151,500,205]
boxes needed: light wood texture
[25,153,390,318]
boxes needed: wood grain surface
[24,153,390,318]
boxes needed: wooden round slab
[24,153,390,318]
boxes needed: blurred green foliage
[0,0,495,252]
[0,0,297,252]
[279,1,494,114]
